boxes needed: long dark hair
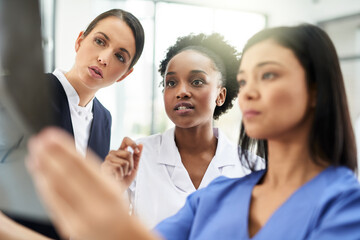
[83,9,145,70]
[239,24,357,173]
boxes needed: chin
[244,129,267,140]
[174,122,196,129]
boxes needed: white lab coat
[128,127,250,228]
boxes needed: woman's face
[237,39,315,140]
[163,50,226,129]
[73,16,136,91]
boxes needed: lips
[174,102,194,111]
[88,66,103,78]
[243,110,260,119]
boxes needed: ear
[216,87,227,106]
[75,31,85,52]
[116,68,134,83]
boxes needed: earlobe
[116,68,134,82]
[216,87,227,106]
[75,31,85,52]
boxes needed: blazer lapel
[87,98,111,160]
[48,73,73,136]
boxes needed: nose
[239,80,259,101]
[97,57,107,66]
[176,82,191,99]
[97,50,112,66]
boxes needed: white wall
[164,0,360,26]
[55,0,360,73]
[55,0,95,70]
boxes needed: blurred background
[39,0,360,164]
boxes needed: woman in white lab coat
[101,33,255,228]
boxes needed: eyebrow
[166,69,208,77]
[97,32,132,60]
[238,61,282,74]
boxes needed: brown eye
[165,80,176,87]
[192,79,204,86]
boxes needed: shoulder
[307,167,360,239]
[216,128,265,170]
[137,132,163,145]
[213,128,241,167]
[45,73,67,108]
[135,133,164,160]
[216,128,237,150]
[311,167,360,211]
[319,167,360,214]
[320,166,360,196]
[136,128,173,152]
[46,73,63,92]
[314,167,359,214]
[319,167,360,209]
[93,97,111,121]
[45,72,57,81]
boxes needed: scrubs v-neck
[155,166,360,240]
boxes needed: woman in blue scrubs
[21,24,360,240]
[155,23,360,239]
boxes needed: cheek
[200,87,218,105]
[237,89,248,114]
[238,93,244,111]
[76,46,92,66]
[163,91,172,110]
[107,62,131,82]
[110,67,124,79]
[268,85,308,122]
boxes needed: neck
[65,68,96,107]
[265,141,323,187]
[174,124,216,153]
[263,117,327,188]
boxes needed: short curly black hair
[158,33,240,120]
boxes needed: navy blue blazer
[48,73,111,160]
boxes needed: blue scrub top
[155,166,360,240]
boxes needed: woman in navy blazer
[0,8,145,240]
[48,8,144,160]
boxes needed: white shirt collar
[157,127,237,168]
[155,127,239,192]
[52,68,94,112]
